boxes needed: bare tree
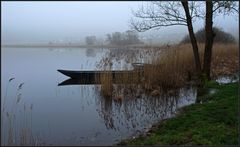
[203,1,239,80]
[203,1,214,80]
[213,1,239,17]
[131,1,203,74]
[131,1,238,80]
[181,1,202,74]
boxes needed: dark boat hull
[57,69,143,80]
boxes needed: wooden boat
[57,69,144,80]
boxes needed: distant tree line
[180,27,236,44]
[85,36,97,45]
[106,30,143,45]
[85,30,143,46]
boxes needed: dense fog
[2,2,239,45]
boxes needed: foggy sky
[2,2,239,44]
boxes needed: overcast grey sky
[2,1,239,44]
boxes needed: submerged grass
[118,81,238,145]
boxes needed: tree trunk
[203,1,215,80]
[181,1,202,74]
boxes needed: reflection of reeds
[7,112,13,146]
[95,82,197,132]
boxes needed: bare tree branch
[213,1,239,17]
[131,1,238,33]
[131,1,206,32]
[131,1,190,32]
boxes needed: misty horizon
[2,1,239,146]
[2,1,239,45]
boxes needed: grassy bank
[118,81,238,145]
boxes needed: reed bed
[211,43,238,78]
[144,43,238,89]
[144,44,196,89]
[98,43,238,98]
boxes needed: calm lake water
[1,47,197,145]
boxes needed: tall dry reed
[100,72,113,98]
[143,44,196,89]
[211,43,238,78]
[143,43,238,89]
[1,79,36,146]
[98,43,238,97]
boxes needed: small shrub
[180,27,236,44]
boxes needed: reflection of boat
[58,78,99,86]
[57,69,143,79]
[58,76,142,86]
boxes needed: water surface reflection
[58,78,197,144]
[2,47,197,145]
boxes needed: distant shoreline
[2,45,104,49]
[2,44,168,49]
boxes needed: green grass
[118,82,239,145]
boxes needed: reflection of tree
[85,48,96,57]
[95,83,197,132]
